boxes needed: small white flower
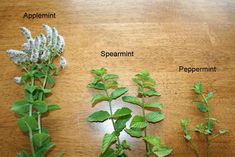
[56,35,65,53]
[14,76,21,84]
[30,49,39,62]
[40,34,47,47]
[6,49,29,64]
[51,27,58,47]
[60,56,67,69]
[20,27,32,42]
[43,24,52,46]
[34,36,41,49]
[40,50,51,61]
[22,43,30,51]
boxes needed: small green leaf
[102,133,117,153]
[48,104,60,111]
[33,101,48,113]
[152,146,173,157]
[24,84,36,93]
[105,81,118,89]
[33,133,50,147]
[114,115,131,133]
[144,89,161,97]
[121,140,130,150]
[47,75,55,87]
[197,104,208,112]
[180,119,189,127]
[17,116,38,132]
[125,128,143,138]
[144,102,163,110]
[104,74,119,80]
[144,136,161,146]
[130,115,147,129]
[99,148,116,157]
[11,99,29,114]
[91,94,109,106]
[35,142,55,157]
[88,110,110,122]
[88,82,105,90]
[205,92,214,102]
[145,112,164,123]
[113,107,132,118]
[111,87,128,99]
[17,150,30,157]
[122,96,141,106]
[193,82,203,94]
[91,68,107,76]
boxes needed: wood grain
[0,0,234,156]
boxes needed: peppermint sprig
[87,68,132,157]
[181,82,228,157]
[122,71,172,157]
[7,25,67,157]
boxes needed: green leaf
[88,82,105,90]
[114,115,131,133]
[111,87,128,99]
[125,128,143,138]
[145,112,164,123]
[144,89,161,97]
[152,146,173,157]
[144,102,163,110]
[105,81,118,89]
[56,152,65,157]
[88,110,110,122]
[193,82,203,94]
[91,94,109,106]
[102,133,117,153]
[33,133,50,147]
[17,150,30,157]
[205,92,214,102]
[99,148,116,157]
[144,136,161,146]
[11,99,29,114]
[47,75,55,87]
[180,119,189,127]
[130,115,147,129]
[91,68,107,76]
[197,104,208,113]
[104,74,119,80]
[113,107,132,118]
[24,84,36,93]
[48,104,60,111]
[17,116,38,132]
[122,96,141,106]
[35,142,55,157]
[33,101,48,113]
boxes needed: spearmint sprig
[122,71,172,157]
[87,68,132,157]
[180,82,228,157]
[6,25,66,157]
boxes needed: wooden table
[0,0,234,156]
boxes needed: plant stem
[189,140,200,157]
[38,113,41,134]
[104,89,121,146]
[141,94,151,157]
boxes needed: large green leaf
[99,148,116,157]
[48,104,60,111]
[144,89,160,97]
[33,133,50,147]
[33,101,48,113]
[35,142,55,157]
[125,128,143,138]
[91,94,109,106]
[111,87,128,99]
[11,99,29,114]
[130,115,147,129]
[152,146,173,157]
[88,82,105,90]
[17,116,38,132]
[88,110,110,122]
[104,74,119,81]
[144,136,161,146]
[24,84,36,93]
[102,133,117,153]
[114,115,131,133]
[113,107,132,118]
[122,96,141,106]
[144,102,163,110]
[145,112,164,123]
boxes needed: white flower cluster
[6,25,65,64]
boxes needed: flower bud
[60,56,67,69]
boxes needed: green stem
[38,113,41,134]
[28,104,35,157]
[189,140,200,157]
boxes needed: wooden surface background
[0,0,234,156]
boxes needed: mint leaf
[17,116,38,132]
[33,133,50,147]
[113,107,132,118]
[144,102,163,110]
[144,136,161,146]
[130,115,147,129]
[145,112,164,123]
[88,110,110,122]
[11,99,29,114]
[125,128,143,138]
[152,146,173,157]
[102,133,117,153]
[111,87,128,99]
[91,94,109,106]
[104,74,119,80]
[122,96,141,106]
[197,104,208,113]
[33,101,48,113]
[144,89,161,97]
[192,82,203,94]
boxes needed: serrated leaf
[48,104,60,111]
[152,146,173,157]
[144,136,161,146]
[145,112,164,123]
[114,115,131,133]
[91,68,107,76]
[197,104,208,112]
[11,99,29,114]
[125,128,143,138]
[122,96,141,106]
[33,133,50,147]
[113,107,132,118]
[102,133,117,153]
[91,94,109,106]
[88,110,110,122]
[111,87,128,99]
[24,84,36,93]
[104,74,119,80]
[33,101,48,113]
[88,82,105,90]
[193,82,203,94]
[99,148,116,157]
[144,89,161,97]
[17,116,38,132]
[130,115,147,129]
[144,102,163,110]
